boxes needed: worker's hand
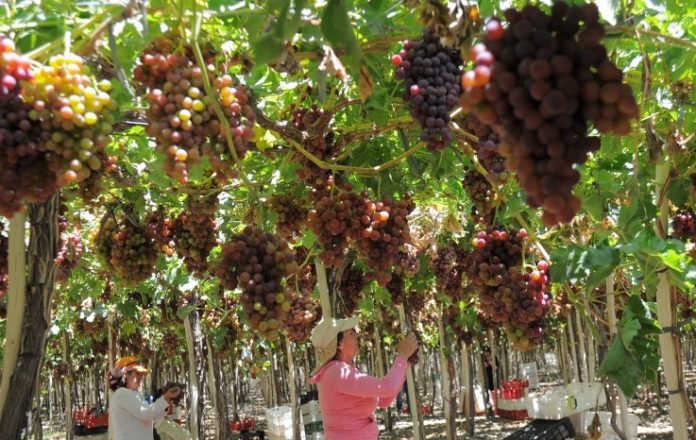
[164,386,181,403]
[397,332,419,360]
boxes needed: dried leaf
[358,65,373,101]
[318,45,348,81]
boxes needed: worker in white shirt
[107,356,182,440]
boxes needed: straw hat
[115,356,150,375]
[309,316,360,376]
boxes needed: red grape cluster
[0,37,57,217]
[289,246,316,295]
[23,54,117,187]
[108,216,159,286]
[56,233,83,283]
[462,170,496,224]
[0,35,32,98]
[468,227,550,350]
[672,208,696,241]
[133,36,255,184]
[549,285,572,318]
[394,243,421,276]
[459,113,508,183]
[337,265,367,316]
[145,206,175,257]
[215,226,298,340]
[405,290,427,316]
[353,193,414,284]
[307,189,361,268]
[386,272,406,305]
[173,193,219,275]
[284,294,322,342]
[460,3,638,225]
[393,29,463,150]
[291,105,324,131]
[76,151,119,204]
[270,193,307,238]
[161,331,181,357]
[430,243,470,299]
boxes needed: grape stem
[191,13,253,192]
[606,25,696,52]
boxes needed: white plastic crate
[526,382,606,420]
[497,397,528,411]
[570,411,638,439]
[301,400,324,439]
[519,363,539,389]
[265,406,293,438]
[154,418,192,440]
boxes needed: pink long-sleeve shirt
[309,356,409,440]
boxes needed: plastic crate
[504,417,575,440]
[526,382,606,420]
[570,411,638,439]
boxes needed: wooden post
[559,330,570,385]
[586,310,596,382]
[0,212,27,416]
[315,258,332,318]
[461,341,475,435]
[488,330,499,389]
[286,338,301,440]
[606,272,629,437]
[654,161,689,439]
[566,316,580,382]
[437,309,455,440]
[184,307,206,440]
[62,333,73,440]
[373,324,393,431]
[575,308,588,382]
[398,304,424,440]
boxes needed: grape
[0,224,7,301]
[55,233,83,283]
[145,206,175,257]
[215,225,298,340]
[337,265,366,317]
[393,29,463,151]
[672,208,696,242]
[386,272,406,305]
[93,214,118,271]
[289,245,317,295]
[458,113,508,184]
[23,54,117,189]
[133,36,255,184]
[460,3,639,225]
[108,215,159,286]
[284,294,322,342]
[306,189,361,268]
[462,170,496,225]
[270,193,307,238]
[172,193,219,275]
[0,35,32,98]
[394,243,421,276]
[430,242,470,299]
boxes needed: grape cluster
[75,316,105,338]
[0,98,57,216]
[430,243,470,299]
[353,193,414,284]
[307,190,360,268]
[386,272,406,305]
[459,113,508,183]
[215,226,298,340]
[394,243,421,276]
[462,170,496,224]
[23,54,117,187]
[289,246,316,295]
[56,233,83,283]
[270,193,307,238]
[145,206,175,257]
[405,290,427,316]
[460,3,639,225]
[108,216,159,286]
[202,305,241,346]
[76,151,119,204]
[549,285,572,318]
[672,208,696,241]
[0,35,32,98]
[94,214,118,271]
[291,105,324,131]
[337,265,366,316]
[173,193,219,275]
[467,227,550,350]
[284,294,322,342]
[393,29,463,150]
[133,36,255,184]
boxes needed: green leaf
[321,0,364,71]
[620,318,641,348]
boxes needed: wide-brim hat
[115,355,150,375]
[309,316,360,376]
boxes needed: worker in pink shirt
[309,316,419,439]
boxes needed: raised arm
[328,356,409,399]
[119,391,170,423]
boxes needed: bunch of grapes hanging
[467,227,550,350]
[393,29,463,150]
[270,193,307,239]
[460,2,639,225]
[337,265,366,317]
[307,189,361,268]
[215,226,298,340]
[172,192,219,275]
[133,36,255,184]
[56,233,83,282]
[459,113,508,184]
[672,208,696,242]
[284,295,322,342]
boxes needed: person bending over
[310,317,419,440]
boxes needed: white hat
[309,316,360,376]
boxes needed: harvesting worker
[309,316,419,439]
[107,356,181,440]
